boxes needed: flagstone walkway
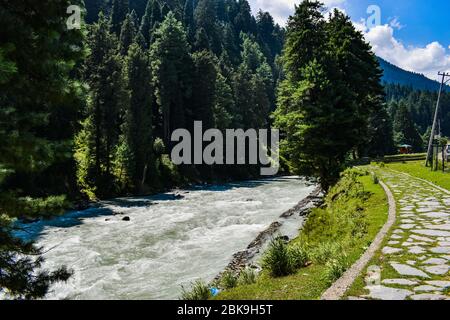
[351,169,450,300]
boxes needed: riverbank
[215,187,324,278]
[214,169,388,300]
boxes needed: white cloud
[248,1,450,80]
[249,0,346,25]
[364,25,450,80]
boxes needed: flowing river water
[15,176,315,300]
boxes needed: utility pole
[425,72,450,167]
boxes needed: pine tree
[326,10,393,158]
[194,0,217,31]
[274,1,377,190]
[85,0,108,23]
[364,106,396,157]
[129,0,148,19]
[116,43,154,193]
[194,27,211,51]
[76,13,127,198]
[236,34,273,128]
[111,0,129,35]
[256,10,283,62]
[183,0,196,42]
[0,0,86,299]
[214,72,234,129]
[393,101,424,152]
[150,12,193,145]
[119,12,137,55]
[140,0,161,47]
[194,0,223,55]
[234,0,256,35]
[191,51,217,128]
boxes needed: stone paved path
[352,169,450,300]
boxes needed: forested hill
[378,57,448,92]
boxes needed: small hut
[398,144,413,154]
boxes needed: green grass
[215,169,388,300]
[384,160,450,191]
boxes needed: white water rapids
[15,176,315,300]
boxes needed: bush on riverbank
[238,268,258,286]
[180,280,211,300]
[261,238,310,277]
[215,168,388,300]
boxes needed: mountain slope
[378,57,448,91]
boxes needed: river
[15,176,315,300]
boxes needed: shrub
[238,268,257,286]
[220,271,238,289]
[310,242,341,265]
[262,237,293,277]
[371,173,379,184]
[323,253,349,285]
[180,280,211,300]
[288,245,310,269]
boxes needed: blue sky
[249,0,450,81]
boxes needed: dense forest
[0,0,447,299]
[385,83,450,152]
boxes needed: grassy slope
[216,171,388,300]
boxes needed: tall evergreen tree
[393,101,424,152]
[234,0,256,35]
[75,13,127,198]
[214,72,234,129]
[111,0,129,35]
[183,0,196,42]
[191,51,217,128]
[274,1,378,190]
[256,10,283,62]
[116,43,154,193]
[235,34,273,128]
[140,0,162,47]
[129,0,148,19]
[119,12,137,55]
[326,10,392,158]
[194,0,217,31]
[150,12,193,145]
[194,27,211,51]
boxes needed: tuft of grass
[262,237,293,277]
[288,244,310,270]
[220,271,238,290]
[372,173,379,184]
[238,268,258,286]
[310,242,342,265]
[323,253,349,285]
[180,280,211,300]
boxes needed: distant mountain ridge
[378,57,448,92]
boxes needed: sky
[248,0,450,81]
